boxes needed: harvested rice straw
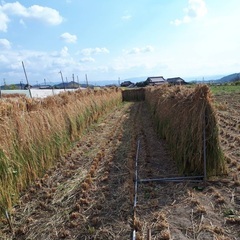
[0,88,122,210]
[145,85,225,176]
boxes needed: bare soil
[0,95,240,240]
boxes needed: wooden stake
[147,228,151,240]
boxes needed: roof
[120,81,133,87]
[167,77,185,83]
[146,76,165,83]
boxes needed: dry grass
[122,88,145,101]
[1,97,239,239]
[0,88,121,212]
[144,85,225,176]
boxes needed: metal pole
[77,75,80,89]
[138,175,204,183]
[132,139,140,240]
[72,74,76,88]
[22,61,32,98]
[85,74,89,88]
[139,179,203,184]
[59,71,66,91]
[134,140,140,207]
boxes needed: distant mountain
[55,81,94,89]
[38,81,61,86]
[3,73,239,90]
[122,76,148,83]
[215,73,240,83]
[90,77,149,86]
[184,74,225,83]
[89,80,119,86]
[0,83,26,90]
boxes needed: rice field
[0,88,122,211]
[0,85,240,239]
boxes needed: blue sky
[0,0,240,85]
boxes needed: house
[39,85,52,89]
[24,84,32,89]
[145,76,166,86]
[167,77,187,85]
[120,81,134,87]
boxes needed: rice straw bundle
[145,85,225,176]
[0,88,121,209]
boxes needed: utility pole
[22,61,32,98]
[85,74,89,88]
[118,77,120,86]
[77,75,80,89]
[66,77,68,89]
[72,74,75,88]
[51,82,54,96]
[59,71,66,91]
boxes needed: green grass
[210,85,240,95]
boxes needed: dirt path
[1,102,139,239]
[1,101,240,240]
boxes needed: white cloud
[112,47,163,75]
[0,11,9,31]
[0,1,63,31]
[0,46,86,83]
[2,2,27,16]
[186,0,207,18]
[121,14,132,21]
[171,0,207,26]
[60,32,77,43]
[0,38,11,49]
[125,45,154,55]
[19,19,26,27]
[27,5,63,25]
[60,46,69,57]
[80,57,95,63]
[80,47,110,56]
[0,54,8,63]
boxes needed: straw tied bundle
[0,88,122,209]
[145,85,225,176]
